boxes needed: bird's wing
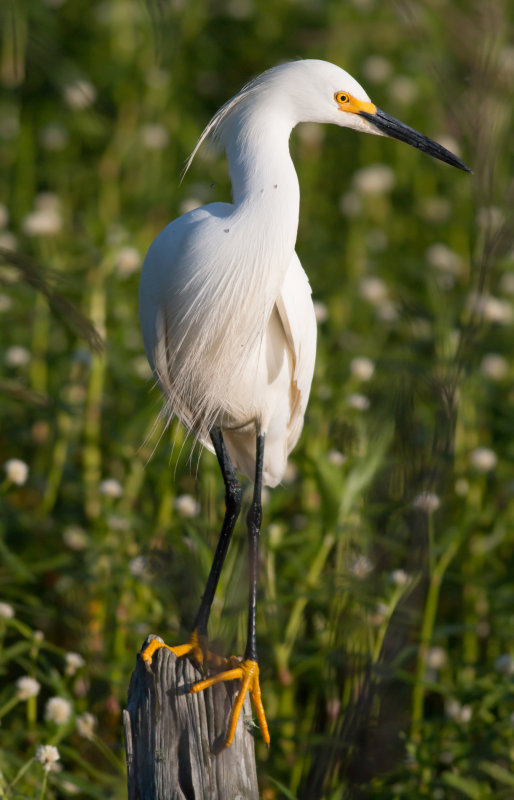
[275,253,317,453]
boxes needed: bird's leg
[191,427,242,663]
[190,433,270,748]
[142,427,242,670]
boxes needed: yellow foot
[141,630,206,668]
[141,631,227,670]
[190,658,270,748]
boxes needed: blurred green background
[1,0,513,797]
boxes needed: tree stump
[123,636,259,800]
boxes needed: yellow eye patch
[334,91,376,115]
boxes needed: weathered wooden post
[123,636,260,800]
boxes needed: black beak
[359,107,471,173]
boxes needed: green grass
[1,0,513,797]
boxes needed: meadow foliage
[1,0,513,797]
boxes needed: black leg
[244,432,265,663]
[188,431,270,748]
[193,427,242,637]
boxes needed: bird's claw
[190,658,270,748]
[141,630,228,673]
[141,629,206,671]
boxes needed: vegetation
[0,0,513,797]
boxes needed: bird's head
[185,59,471,177]
[275,59,471,172]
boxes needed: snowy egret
[139,59,470,748]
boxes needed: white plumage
[140,59,469,485]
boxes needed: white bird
[139,59,470,748]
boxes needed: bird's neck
[226,113,300,254]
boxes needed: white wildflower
[436,136,460,159]
[62,525,88,551]
[469,447,497,472]
[389,76,417,105]
[22,192,63,236]
[39,123,69,151]
[327,449,346,466]
[454,478,469,497]
[106,223,128,246]
[426,646,447,670]
[174,494,200,518]
[494,654,514,676]
[5,345,30,367]
[350,356,374,381]
[296,122,324,148]
[446,699,471,724]
[359,276,388,305]
[477,206,504,233]
[0,231,17,250]
[426,243,463,275]
[129,555,148,577]
[418,196,451,223]
[413,491,440,513]
[35,744,60,771]
[470,293,513,324]
[22,204,62,237]
[76,712,96,739]
[371,601,388,627]
[141,123,169,150]
[346,393,370,411]
[390,569,408,587]
[63,79,96,110]
[0,601,14,619]
[107,515,130,531]
[132,355,153,380]
[179,198,202,215]
[4,458,29,485]
[114,246,141,279]
[61,781,80,795]
[377,301,398,321]
[480,353,508,380]
[16,676,41,700]
[339,190,362,218]
[499,272,514,295]
[326,698,341,721]
[0,293,12,312]
[362,55,391,84]
[353,164,395,195]
[65,652,85,676]
[350,554,373,579]
[226,0,255,20]
[45,696,72,725]
[99,478,123,498]
[313,300,328,323]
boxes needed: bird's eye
[335,92,349,105]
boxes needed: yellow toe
[141,629,205,667]
[190,658,270,748]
